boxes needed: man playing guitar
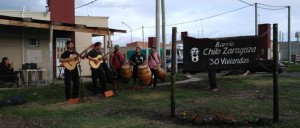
[59,41,82,101]
[87,42,107,95]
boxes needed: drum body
[137,65,151,85]
[121,63,132,83]
[154,67,167,82]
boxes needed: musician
[148,46,161,87]
[129,46,146,90]
[109,44,124,91]
[87,42,107,95]
[0,57,18,83]
[59,41,80,101]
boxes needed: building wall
[0,25,50,74]
[75,16,109,27]
[0,11,110,78]
[74,16,109,76]
[0,25,23,70]
[279,42,300,61]
[75,32,92,76]
[0,11,50,20]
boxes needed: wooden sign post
[171,27,177,117]
[273,23,279,123]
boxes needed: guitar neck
[102,51,113,59]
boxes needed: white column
[49,25,53,83]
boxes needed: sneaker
[211,88,218,92]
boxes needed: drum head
[154,66,160,70]
[122,63,130,68]
[138,64,148,69]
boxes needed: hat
[94,42,102,46]
[114,44,120,49]
[66,40,73,45]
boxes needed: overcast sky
[0,0,299,46]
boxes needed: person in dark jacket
[87,42,107,95]
[0,57,17,83]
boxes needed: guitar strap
[114,52,124,65]
[150,53,159,65]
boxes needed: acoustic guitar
[89,50,113,69]
[62,54,81,70]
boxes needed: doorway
[56,38,69,78]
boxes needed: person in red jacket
[109,45,125,91]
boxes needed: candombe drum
[121,63,132,83]
[137,65,151,85]
[154,66,167,82]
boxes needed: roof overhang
[0,15,126,35]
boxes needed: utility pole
[156,0,161,56]
[273,23,279,123]
[142,26,145,43]
[255,3,258,35]
[171,27,177,117]
[287,6,291,64]
[161,0,166,70]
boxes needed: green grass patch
[0,74,299,127]
[284,63,300,72]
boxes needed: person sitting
[0,57,18,84]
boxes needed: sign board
[183,36,260,72]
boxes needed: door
[56,38,69,78]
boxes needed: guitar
[89,50,113,69]
[62,54,81,70]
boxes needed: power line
[257,6,287,11]
[258,3,287,8]
[144,5,251,28]
[75,0,98,9]
[116,5,253,36]
[239,0,253,6]
[239,0,287,10]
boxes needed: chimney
[258,24,271,59]
[181,31,188,40]
[48,0,75,24]
[148,37,156,48]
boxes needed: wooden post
[273,23,279,122]
[171,27,177,117]
[161,0,166,71]
[49,24,53,83]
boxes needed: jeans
[150,68,158,87]
[64,71,79,100]
[91,68,107,94]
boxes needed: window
[166,49,171,56]
[28,37,40,47]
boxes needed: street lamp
[122,21,132,43]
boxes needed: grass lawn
[0,73,299,127]
[284,63,300,72]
